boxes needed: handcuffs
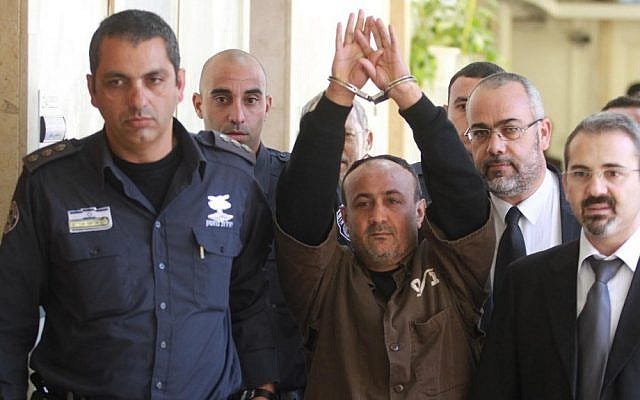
[327,75,417,104]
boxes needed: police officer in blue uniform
[0,10,277,400]
[193,50,305,400]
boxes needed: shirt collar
[91,118,203,183]
[490,168,556,225]
[578,226,640,272]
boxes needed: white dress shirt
[489,168,563,284]
[577,226,640,347]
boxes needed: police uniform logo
[336,207,350,242]
[206,194,234,228]
[3,201,19,235]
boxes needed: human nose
[585,171,609,196]
[485,129,507,155]
[229,101,245,125]
[369,202,387,223]
[128,80,149,110]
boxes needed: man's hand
[356,17,422,110]
[326,10,369,106]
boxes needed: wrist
[325,80,355,107]
[386,77,422,110]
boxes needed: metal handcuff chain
[327,75,417,104]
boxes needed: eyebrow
[103,68,168,79]
[208,87,263,96]
[469,118,522,128]
[569,162,628,170]
[453,96,468,105]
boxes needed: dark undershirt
[114,145,182,211]
[370,267,402,302]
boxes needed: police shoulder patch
[268,147,290,163]
[195,130,255,165]
[3,200,19,235]
[23,140,81,173]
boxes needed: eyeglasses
[564,167,640,184]
[465,119,543,143]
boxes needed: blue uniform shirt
[0,119,276,399]
[254,145,306,392]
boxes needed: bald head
[198,49,268,94]
[193,49,272,153]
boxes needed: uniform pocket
[192,228,242,309]
[412,307,471,397]
[52,228,132,321]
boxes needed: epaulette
[23,140,82,173]
[268,148,290,163]
[195,130,255,165]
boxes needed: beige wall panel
[250,0,290,151]
[601,21,640,101]
[511,17,600,162]
[0,0,23,233]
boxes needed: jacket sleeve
[230,183,278,387]
[276,94,350,245]
[401,95,489,239]
[0,170,48,399]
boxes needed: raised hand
[356,17,421,109]
[326,10,369,106]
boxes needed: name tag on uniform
[68,207,113,233]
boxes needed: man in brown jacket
[275,11,495,399]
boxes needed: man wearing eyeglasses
[464,72,580,328]
[471,111,640,400]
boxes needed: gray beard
[486,156,545,199]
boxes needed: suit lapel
[543,242,580,396]
[603,258,640,389]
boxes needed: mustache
[124,109,155,120]
[582,195,615,209]
[481,156,514,170]
[365,223,394,235]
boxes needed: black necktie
[481,207,526,331]
[493,206,526,296]
[578,256,622,400]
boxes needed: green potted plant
[410,0,499,85]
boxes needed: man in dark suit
[470,111,640,400]
[465,72,580,327]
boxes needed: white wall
[27,0,108,151]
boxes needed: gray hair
[564,111,640,169]
[470,72,545,120]
[301,92,369,131]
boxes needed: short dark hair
[341,154,423,205]
[448,61,504,102]
[89,9,180,76]
[602,95,640,111]
[564,111,640,170]
[626,82,640,98]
